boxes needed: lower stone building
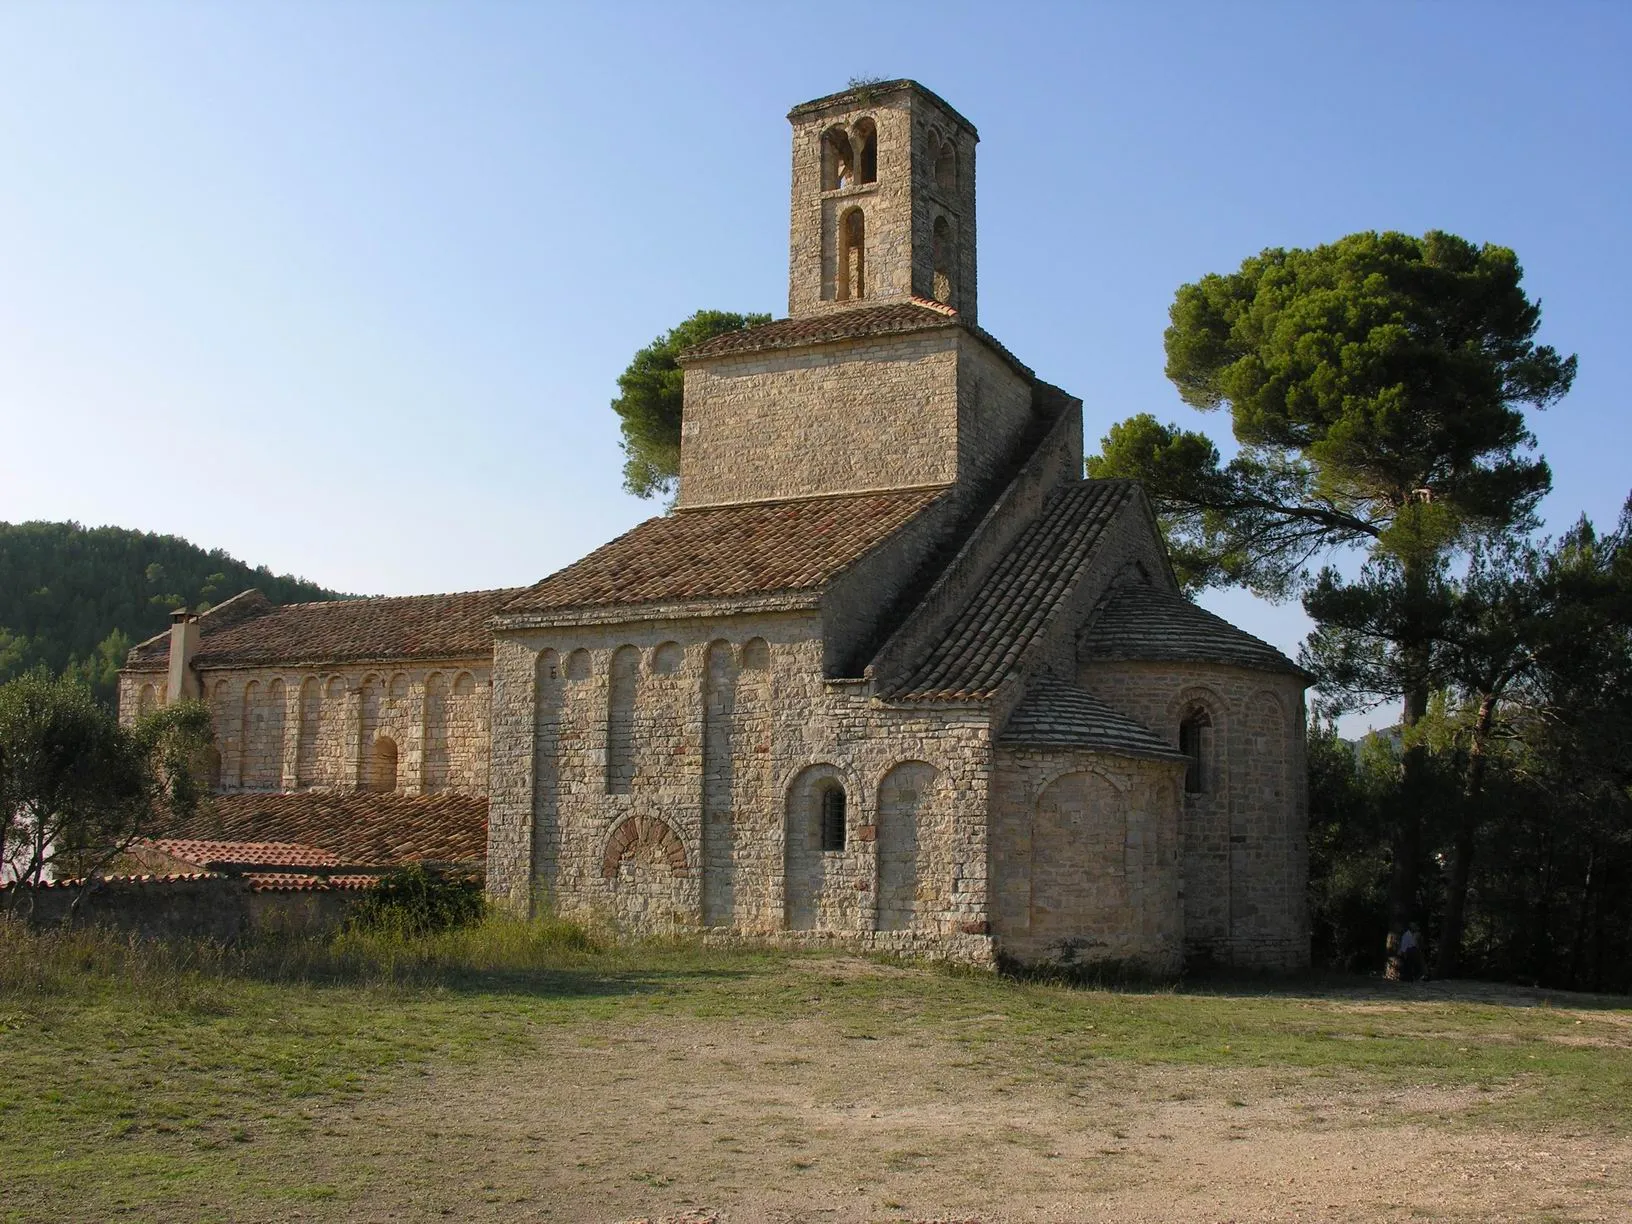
[120,80,1310,971]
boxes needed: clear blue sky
[2,3,1627,731]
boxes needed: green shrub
[348,864,484,936]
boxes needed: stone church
[120,81,1309,970]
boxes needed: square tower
[787,81,979,323]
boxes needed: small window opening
[371,736,398,793]
[821,127,854,190]
[932,215,954,305]
[852,117,877,184]
[1179,711,1210,794]
[838,208,865,301]
[820,785,846,852]
[934,136,956,190]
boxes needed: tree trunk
[1435,693,1497,978]
[1388,554,1433,967]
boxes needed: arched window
[1179,709,1211,794]
[932,216,955,305]
[371,736,398,793]
[934,136,956,190]
[838,208,865,302]
[821,126,853,190]
[820,784,846,852]
[852,117,877,184]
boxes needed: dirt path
[280,1011,1629,1223]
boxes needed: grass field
[1,917,1628,1223]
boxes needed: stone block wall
[1076,659,1309,969]
[678,332,962,507]
[3,875,362,942]
[486,610,996,949]
[125,660,491,797]
[989,747,1185,970]
[954,333,1034,493]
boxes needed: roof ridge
[269,586,528,611]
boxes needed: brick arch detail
[601,816,688,881]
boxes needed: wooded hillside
[0,521,343,705]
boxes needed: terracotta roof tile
[1000,679,1187,760]
[889,481,1138,700]
[126,588,525,671]
[155,792,488,865]
[499,486,945,618]
[146,838,341,868]
[1083,584,1308,678]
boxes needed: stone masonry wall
[954,332,1033,493]
[678,332,962,507]
[1076,658,1309,969]
[124,661,491,796]
[486,611,996,954]
[989,747,1184,971]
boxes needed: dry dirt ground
[260,966,1630,1224]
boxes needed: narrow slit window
[1179,711,1209,794]
[820,785,846,852]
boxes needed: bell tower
[786,81,979,323]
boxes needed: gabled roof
[154,792,488,865]
[887,480,1139,701]
[498,486,946,621]
[1000,679,1187,761]
[125,588,525,671]
[1082,584,1308,678]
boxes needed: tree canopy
[1089,228,1579,956]
[1089,230,1576,595]
[0,521,342,706]
[0,672,214,893]
[611,309,770,500]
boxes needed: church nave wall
[190,661,491,797]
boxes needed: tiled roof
[134,838,380,890]
[1082,584,1307,677]
[1000,679,1187,761]
[126,588,525,670]
[889,480,1139,701]
[155,792,488,866]
[146,838,340,868]
[679,300,960,360]
[499,486,946,618]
